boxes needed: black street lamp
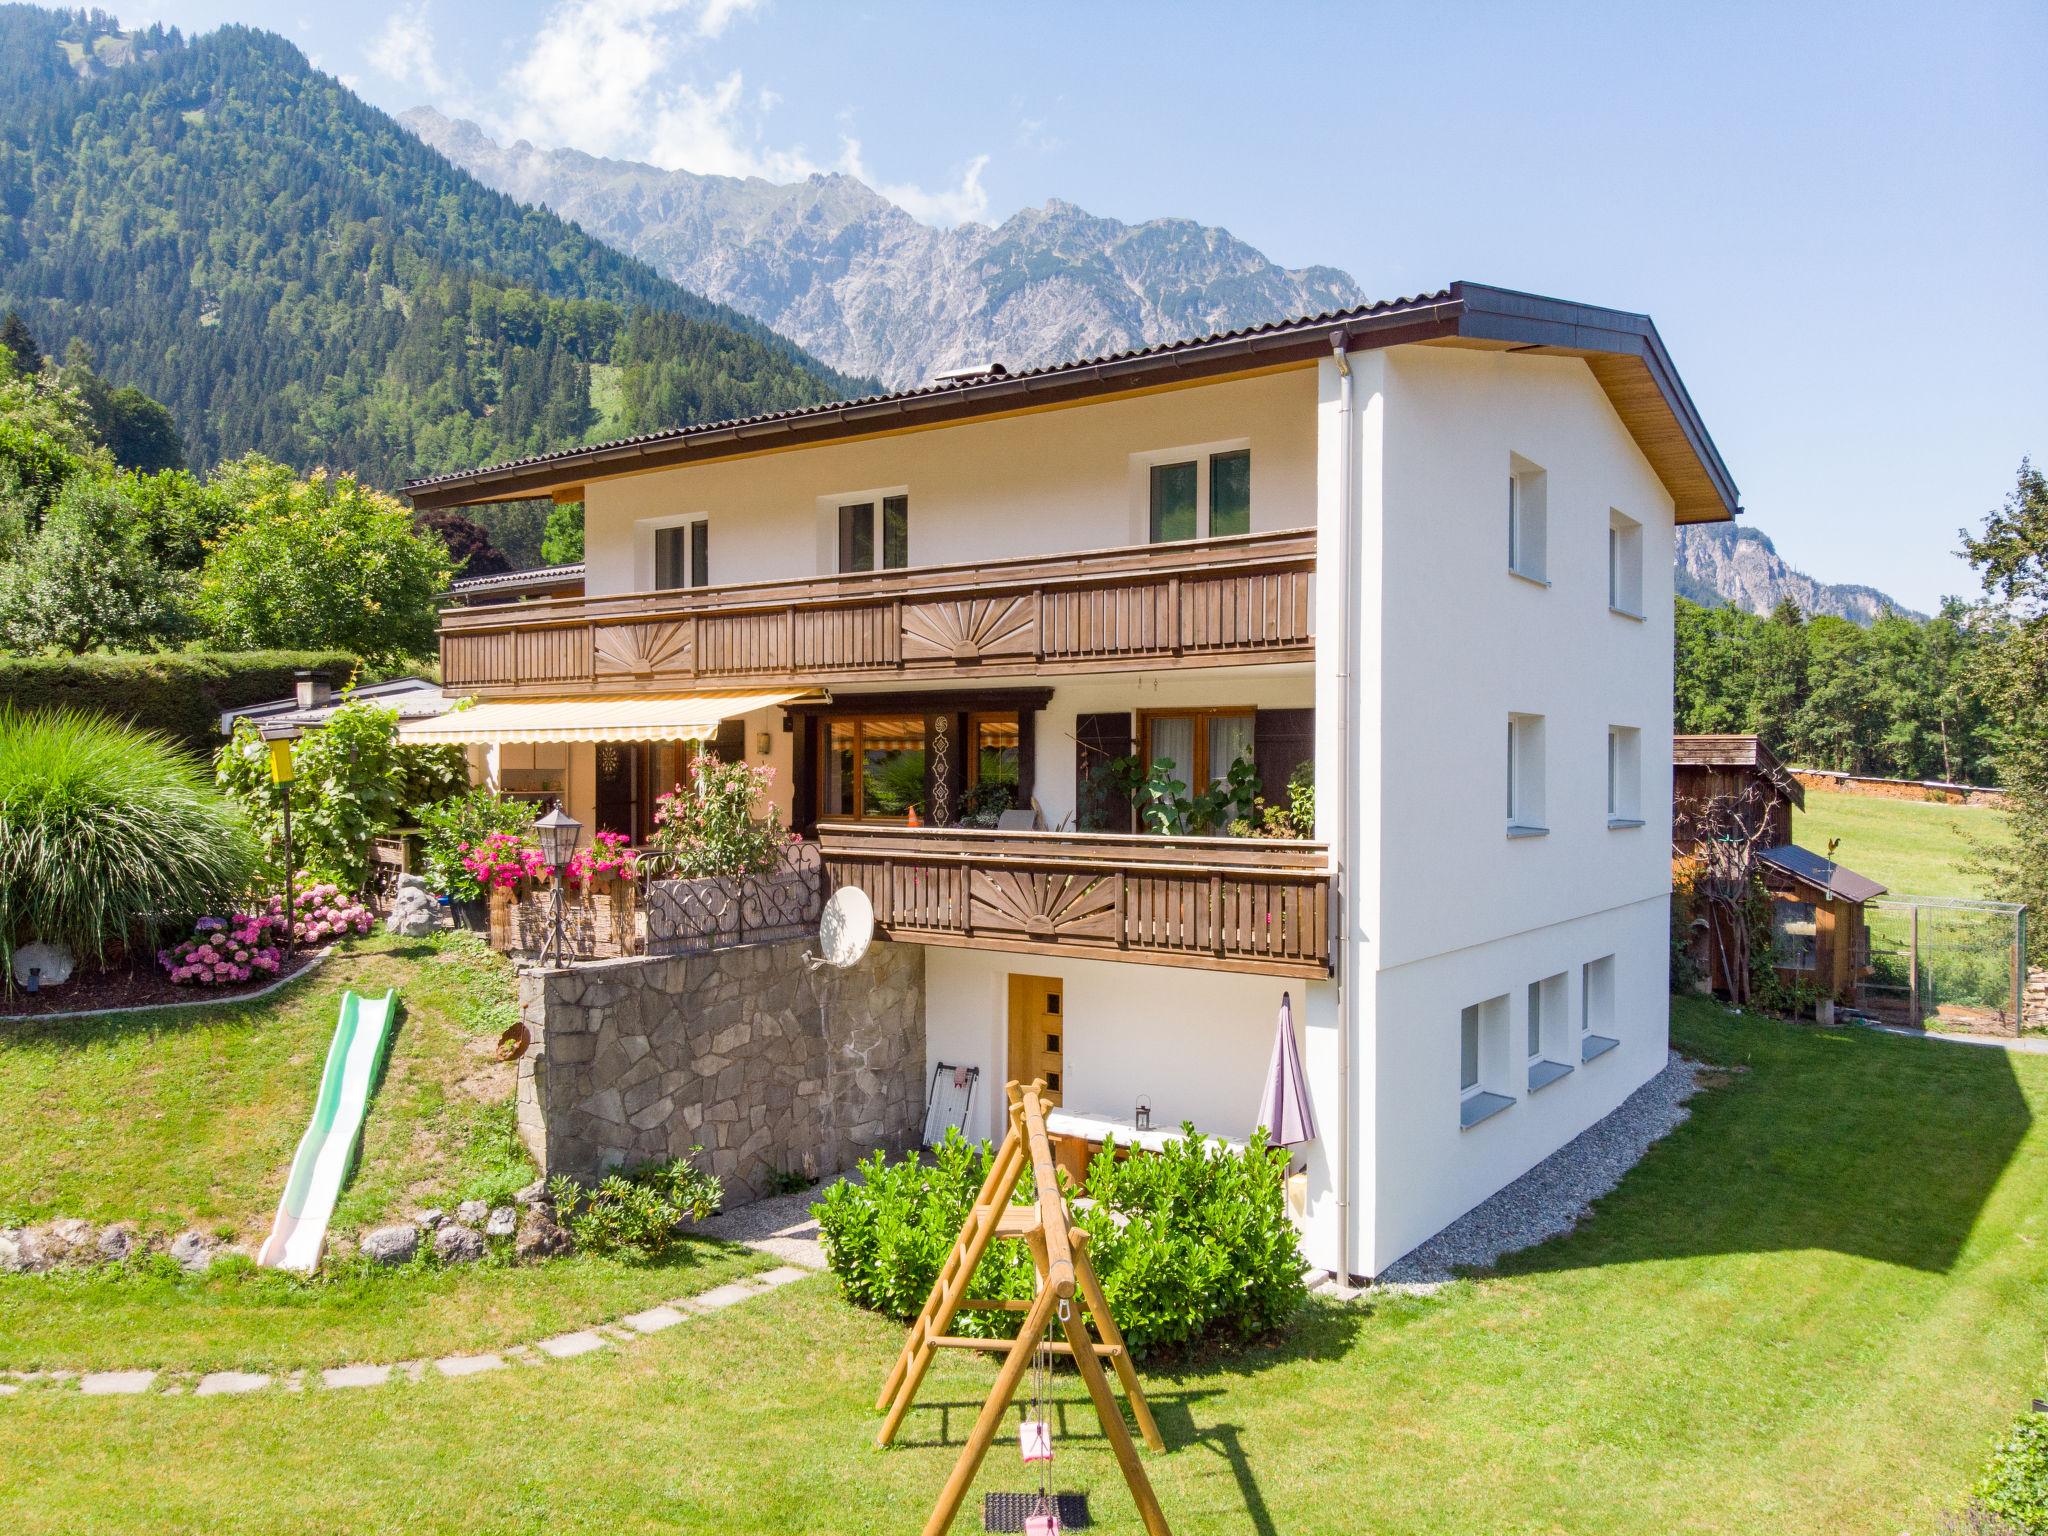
[533,805,584,966]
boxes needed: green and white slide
[256,988,400,1273]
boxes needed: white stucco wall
[579,369,1320,596]
[922,944,1343,1267]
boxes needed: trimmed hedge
[0,651,413,758]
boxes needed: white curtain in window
[1207,714,1254,786]
[1149,716,1194,787]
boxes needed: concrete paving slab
[195,1371,270,1397]
[534,1330,607,1359]
[79,1371,157,1396]
[435,1353,504,1378]
[621,1305,688,1334]
[322,1364,392,1389]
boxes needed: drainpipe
[1331,332,1358,1284]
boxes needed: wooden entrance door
[1006,975,1064,1104]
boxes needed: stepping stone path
[0,1203,826,1403]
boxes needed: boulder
[168,1231,217,1273]
[512,1178,549,1208]
[416,1208,446,1230]
[434,1224,487,1265]
[25,1224,73,1267]
[484,1206,518,1239]
[360,1224,420,1266]
[384,885,440,938]
[513,1207,572,1263]
[11,940,75,989]
[454,1199,489,1228]
[0,1229,30,1274]
[49,1217,96,1257]
[95,1224,137,1264]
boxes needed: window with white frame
[836,493,910,573]
[1527,971,1571,1091]
[1508,456,1548,582]
[1507,713,1547,834]
[1607,725,1643,826]
[642,514,709,591]
[1460,994,1514,1127]
[1608,509,1644,616]
[1136,442,1251,543]
[1581,955,1618,1062]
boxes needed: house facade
[405,282,1738,1279]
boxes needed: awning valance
[396,691,811,746]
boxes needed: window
[1460,994,1514,1127]
[1140,708,1255,794]
[1581,955,1618,1062]
[1608,509,1644,616]
[650,515,709,590]
[1527,972,1571,1091]
[1771,900,1818,972]
[1140,444,1252,542]
[1607,725,1643,826]
[969,713,1021,792]
[838,494,910,572]
[1507,713,1547,834]
[1508,456,1547,582]
[822,716,927,821]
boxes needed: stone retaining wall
[2028,967,2048,1033]
[516,938,925,1202]
[1789,768,2009,807]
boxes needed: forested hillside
[0,6,868,492]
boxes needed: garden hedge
[0,651,413,758]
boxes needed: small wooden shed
[1755,843,1888,1001]
[1674,734,1801,846]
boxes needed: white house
[403,282,1738,1280]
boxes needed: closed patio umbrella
[1256,991,1317,1147]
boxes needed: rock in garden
[49,1217,96,1257]
[434,1224,486,1265]
[513,1208,571,1263]
[0,1229,29,1274]
[512,1179,549,1208]
[10,940,75,989]
[359,1224,420,1266]
[416,1208,446,1230]
[95,1224,136,1263]
[168,1231,217,1273]
[24,1225,72,1267]
[454,1200,489,1228]
[383,885,439,938]
[484,1206,517,1239]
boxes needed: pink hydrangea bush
[158,912,285,986]
[461,831,548,892]
[282,881,375,945]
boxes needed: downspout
[1331,332,1358,1283]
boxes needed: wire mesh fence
[1858,895,2029,1033]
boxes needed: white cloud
[474,0,991,224]
[366,2,452,99]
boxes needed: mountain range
[401,108,1364,391]
[1675,524,1922,623]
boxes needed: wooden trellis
[875,1079,1172,1536]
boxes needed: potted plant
[417,790,538,930]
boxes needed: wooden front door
[1006,975,1064,1104]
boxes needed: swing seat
[1019,1419,1053,1463]
[982,1492,1090,1532]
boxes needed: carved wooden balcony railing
[439,528,1315,696]
[816,825,1333,979]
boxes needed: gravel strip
[1377,1051,1706,1289]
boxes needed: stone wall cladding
[2027,966,2048,1033]
[517,938,925,1202]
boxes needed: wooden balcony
[440,528,1314,696]
[817,825,1333,980]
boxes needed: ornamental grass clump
[0,705,258,982]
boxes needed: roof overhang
[406,282,1739,525]
[395,690,812,746]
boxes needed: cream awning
[396,691,811,746]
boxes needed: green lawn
[1794,785,2011,899]
[0,934,768,1369]
[7,995,2047,1533]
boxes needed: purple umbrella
[1256,991,1317,1147]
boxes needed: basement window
[1460,995,1515,1128]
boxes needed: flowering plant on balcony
[568,829,640,887]
[462,831,548,892]
[645,755,789,880]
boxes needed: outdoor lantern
[1134,1095,1152,1133]
[533,805,584,870]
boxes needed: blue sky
[117,0,2046,612]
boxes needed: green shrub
[546,1155,723,1258]
[1975,1410,2048,1534]
[0,650,403,757]
[0,705,259,979]
[415,788,539,901]
[813,1125,1307,1357]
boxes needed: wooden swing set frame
[875,1079,1174,1536]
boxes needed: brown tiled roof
[405,281,1739,523]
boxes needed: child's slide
[256,988,400,1272]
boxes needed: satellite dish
[816,886,875,969]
